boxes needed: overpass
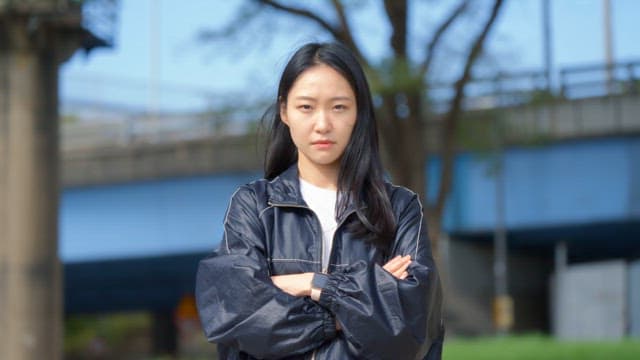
[59,62,640,339]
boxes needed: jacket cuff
[312,272,329,288]
[310,273,328,302]
[311,273,329,301]
[317,273,339,311]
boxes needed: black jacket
[196,165,444,359]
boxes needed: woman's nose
[314,111,332,132]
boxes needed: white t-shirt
[299,177,338,271]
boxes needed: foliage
[444,334,640,360]
[456,107,555,154]
[455,109,505,153]
[65,312,151,358]
[527,89,562,105]
[198,0,507,250]
[61,114,80,125]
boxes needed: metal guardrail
[60,61,640,152]
[430,69,551,112]
[61,112,253,151]
[560,61,640,99]
[431,61,640,111]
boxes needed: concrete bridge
[61,92,640,185]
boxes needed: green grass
[444,334,640,360]
[65,312,152,358]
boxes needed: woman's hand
[270,258,409,332]
[270,256,411,298]
[383,255,412,280]
[270,272,314,297]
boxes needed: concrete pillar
[0,14,83,359]
[551,241,568,337]
[554,241,568,273]
[0,34,9,360]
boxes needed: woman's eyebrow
[292,95,354,102]
[330,96,354,102]
[293,96,317,101]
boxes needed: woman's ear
[279,101,289,126]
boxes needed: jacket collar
[267,164,307,206]
[267,165,359,218]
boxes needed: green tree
[202,0,506,252]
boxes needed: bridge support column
[0,12,86,359]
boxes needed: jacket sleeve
[195,186,337,359]
[315,194,444,360]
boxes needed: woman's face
[280,64,357,176]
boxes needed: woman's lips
[312,140,334,149]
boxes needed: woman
[196,42,444,359]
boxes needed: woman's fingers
[383,255,406,273]
[392,255,411,270]
[383,255,402,272]
[383,255,412,279]
[395,260,411,278]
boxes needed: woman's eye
[334,104,347,111]
[298,104,312,111]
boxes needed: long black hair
[262,42,396,249]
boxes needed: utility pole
[149,0,162,120]
[492,125,513,335]
[0,2,106,358]
[542,0,553,90]
[602,0,614,92]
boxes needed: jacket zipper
[268,201,322,360]
[268,201,325,273]
[268,201,357,271]
[268,201,356,360]
[312,214,354,360]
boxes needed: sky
[59,0,640,113]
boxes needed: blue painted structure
[62,136,640,313]
[61,172,260,313]
[61,172,259,262]
[445,137,640,232]
[441,136,640,262]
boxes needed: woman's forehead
[289,65,355,97]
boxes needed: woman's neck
[297,161,339,190]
